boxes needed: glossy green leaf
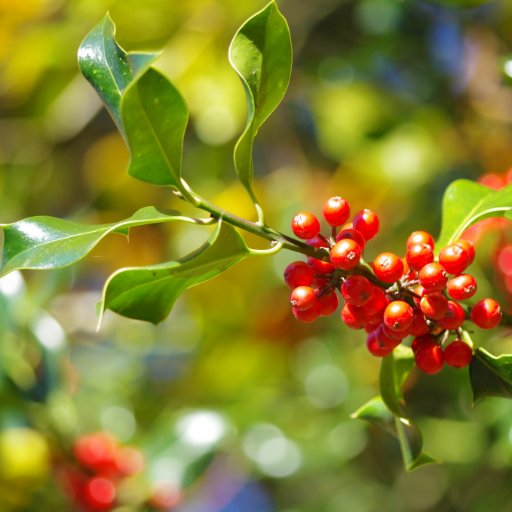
[121,67,189,187]
[78,14,156,132]
[229,0,292,215]
[0,207,194,276]
[101,222,249,324]
[470,347,512,402]
[437,180,512,249]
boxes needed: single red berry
[444,340,473,368]
[353,209,380,241]
[290,286,317,311]
[411,333,437,353]
[73,433,118,473]
[292,302,321,323]
[470,298,502,329]
[406,230,434,249]
[409,310,430,336]
[307,257,335,275]
[378,323,406,343]
[439,243,470,275]
[341,275,373,306]
[418,262,448,292]
[383,300,414,333]
[341,303,368,329]
[373,252,404,283]
[83,476,116,511]
[447,274,477,300]
[406,243,434,270]
[335,227,366,249]
[415,344,444,374]
[366,331,394,357]
[455,239,475,265]
[362,286,389,317]
[317,291,339,316]
[291,212,320,239]
[306,235,329,248]
[437,300,466,330]
[420,292,448,320]
[322,196,351,227]
[330,239,362,270]
[284,261,315,289]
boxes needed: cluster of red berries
[284,196,503,374]
[60,432,145,511]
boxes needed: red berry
[83,476,116,511]
[443,340,473,368]
[438,300,466,330]
[447,274,477,300]
[317,291,339,316]
[439,243,470,275]
[306,235,329,248]
[406,231,434,249]
[335,227,366,249]
[341,303,368,329]
[377,324,405,346]
[330,239,362,270]
[362,286,389,317]
[73,433,118,473]
[418,262,448,292]
[415,344,444,374]
[366,331,394,357]
[307,257,335,275]
[409,309,430,336]
[284,261,315,289]
[292,302,321,323]
[420,292,448,320]
[406,243,434,270]
[383,300,414,333]
[322,196,350,226]
[373,252,404,283]
[290,286,317,311]
[341,275,373,306]
[291,212,320,239]
[455,239,475,265]
[353,209,380,241]
[470,298,502,329]
[411,333,437,353]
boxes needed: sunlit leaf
[437,180,512,248]
[101,222,249,324]
[470,347,512,402]
[78,14,156,132]
[229,0,292,214]
[121,67,189,187]
[0,207,194,276]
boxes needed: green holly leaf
[121,67,189,187]
[100,222,249,324]
[470,347,512,402]
[229,0,292,219]
[78,14,157,133]
[353,347,435,471]
[437,180,512,249]
[0,207,194,276]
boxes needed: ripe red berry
[366,331,394,357]
[73,433,118,473]
[418,262,448,292]
[411,333,437,353]
[415,343,444,374]
[291,212,321,239]
[447,274,477,300]
[383,300,414,333]
[306,235,329,248]
[284,261,315,289]
[317,291,339,316]
[84,476,116,511]
[307,257,336,275]
[362,286,389,317]
[373,252,404,283]
[439,243,470,275]
[409,310,430,336]
[353,209,380,241]
[330,239,362,270]
[406,231,434,249]
[455,239,475,265]
[292,302,321,322]
[420,292,448,320]
[406,243,434,270]
[470,298,502,329]
[335,227,366,249]
[290,286,317,311]
[341,303,368,329]
[341,275,372,306]
[443,340,473,368]
[322,196,350,226]
[437,300,466,330]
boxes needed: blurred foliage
[2,0,512,511]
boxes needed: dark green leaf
[437,180,512,249]
[229,0,292,212]
[121,67,189,187]
[0,207,192,275]
[101,222,249,324]
[78,14,156,132]
[470,347,512,402]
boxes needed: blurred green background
[1,0,512,510]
